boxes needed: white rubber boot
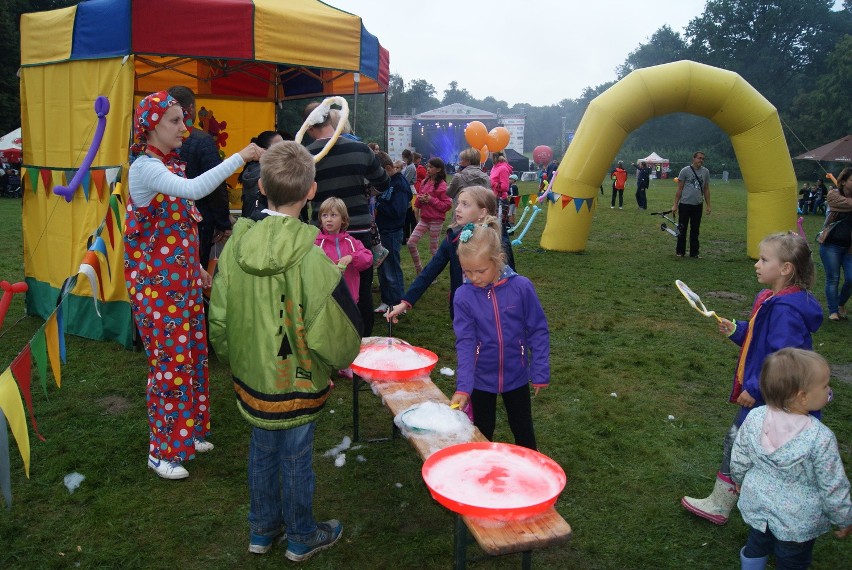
[681,472,738,524]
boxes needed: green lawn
[1,177,851,569]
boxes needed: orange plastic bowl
[350,342,438,381]
[422,442,566,520]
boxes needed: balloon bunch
[463,121,510,163]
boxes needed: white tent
[636,151,668,164]
[636,151,670,178]
[0,127,21,163]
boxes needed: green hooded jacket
[209,215,362,430]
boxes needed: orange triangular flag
[561,195,573,209]
[10,347,45,442]
[91,169,106,201]
[44,315,62,388]
[0,368,30,478]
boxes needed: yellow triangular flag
[0,368,30,478]
[44,314,61,388]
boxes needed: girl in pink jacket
[489,153,513,201]
[315,197,373,304]
[407,157,452,274]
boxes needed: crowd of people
[121,88,852,566]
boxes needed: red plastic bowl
[422,442,566,520]
[350,342,438,381]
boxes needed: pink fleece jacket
[490,161,513,200]
[314,230,373,303]
[415,179,452,222]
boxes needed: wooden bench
[354,373,572,568]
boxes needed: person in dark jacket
[239,130,285,219]
[450,217,550,450]
[373,152,412,313]
[168,86,232,270]
[635,161,651,210]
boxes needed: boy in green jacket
[209,141,362,562]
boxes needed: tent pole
[352,73,360,134]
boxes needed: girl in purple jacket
[450,217,550,450]
[681,232,822,526]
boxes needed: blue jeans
[248,422,317,542]
[819,242,852,314]
[378,229,404,306]
[743,527,814,569]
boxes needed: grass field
[1,176,851,569]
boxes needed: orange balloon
[486,127,510,152]
[465,121,488,149]
[479,145,489,164]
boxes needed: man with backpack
[672,151,711,258]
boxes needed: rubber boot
[681,471,738,524]
[740,546,768,570]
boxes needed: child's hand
[450,392,468,410]
[736,389,756,408]
[386,302,408,323]
[718,318,735,336]
[532,384,547,397]
[835,525,852,538]
[338,255,352,267]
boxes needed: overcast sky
[328,0,847,108]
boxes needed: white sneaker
[194,438,214,453]
[610,206,614,209]
[148,454,189,480]
[374,303,389,314]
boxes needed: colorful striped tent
[19,0,389,347]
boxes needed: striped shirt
[307,138,389,232]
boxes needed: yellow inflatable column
[541,60,796,258]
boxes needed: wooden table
[355,374,572,568]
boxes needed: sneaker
[285,520,343,562]
[148,454,188,480]
[194,438,214,453]
[374,303,389,314]
[249,529,286,554]
[373,247,389,269]
[619,206,623,209]
[610,206,614,209]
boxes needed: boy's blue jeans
[248,422,317,543]
[378,229,404,306]
[744,526,815,569]
[819,242,852,314]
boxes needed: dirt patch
[831,364,852,385]
[97,395,133,416]
[705,291,749,302]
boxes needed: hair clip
[459,223,475,243]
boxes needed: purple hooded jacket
[453,266,550,395]
[728,287,822,426]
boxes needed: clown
[124,91,262,480]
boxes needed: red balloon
[464,121,488,149]
[533,145,553,165]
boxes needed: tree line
[2,0,850,179]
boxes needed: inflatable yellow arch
[541,60,796,259]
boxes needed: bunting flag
[90,236,111,280]
[56,305,66,364]
[78,250,106,314]
[81,171,92,201]
[10,347,45,442]
[0,368,30,478]
[0,410,11,508]
[29,328,49,399]
[26,168,39,193]
[44,315,62,388]
[561,195,573,209]
[91,169,106,201]
[39,169,53,194]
